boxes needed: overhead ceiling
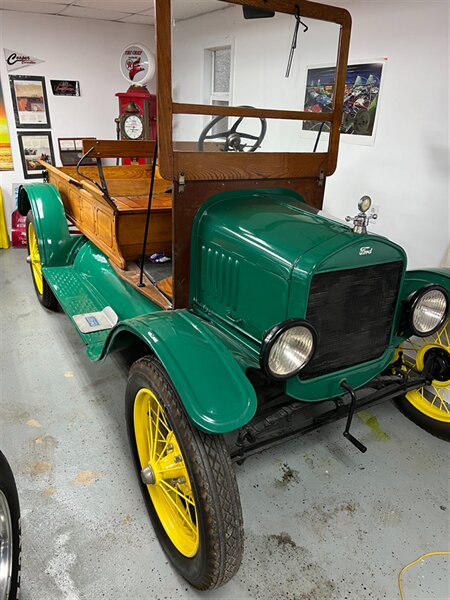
[0,0,228,25]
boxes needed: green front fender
[18,183,81,267]
[401,268,450,297]
[100,310,258,434]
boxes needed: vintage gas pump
[116,43,156,164]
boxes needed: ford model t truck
[18,0,449,590]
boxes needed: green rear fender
[100,310,258,434]
[18,183,81,266]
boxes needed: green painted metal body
[99,312,257,432]
[191,189,411,400]
[21,182,450,432]
[18,183,82,266]
[20,182,258,434]
[44,240,161,354]
[44,240,257,432]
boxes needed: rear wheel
[125,355,244,590]
[26,211,57,310]
[0,452,21,600]
[394,318,450,440]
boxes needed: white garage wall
[1,3,447,269]
[0,10,154,224]
[325,1,449,270]
[172,1,448,270]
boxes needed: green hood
[191,188,406,344]
[194,189,352,279]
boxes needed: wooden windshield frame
[155,0,352,182]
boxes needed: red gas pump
[115,86,157,164]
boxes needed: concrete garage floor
[1,247,449,600]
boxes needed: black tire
[394,396,450,441]
[26,210,58,310]
[125,355,244,590]
[0,452,21,600]
[393,318,450,441]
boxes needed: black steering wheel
[198,108,267,152]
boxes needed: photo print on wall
[18,131,54,179]
[9,75,51,128]
[302,60,385,145]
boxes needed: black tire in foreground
[125,355,244,590]
[0,452,21,600]
[26,210,58,310]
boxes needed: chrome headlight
[408,285,448,336]
[260,319,316,379]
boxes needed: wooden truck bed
[43,162,172,272]
[38,139,174,308]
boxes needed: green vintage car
[18,0,449,591]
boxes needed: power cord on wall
[398,551,450,600]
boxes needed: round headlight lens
[264,323,315,378]
[410,287,448,336]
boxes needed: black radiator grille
[300,261,403,379]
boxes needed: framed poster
[18,131,55,179]
[302,60,386,146]
[9,75,51,128]
[58,137,96,166]
[50,80,80,96]
[0,80,14,170]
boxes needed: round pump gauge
[123,114,144,140]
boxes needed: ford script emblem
[359,246,373,256]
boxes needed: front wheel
[0,452,21,600]
[394,318,450,441]
[125,356,244,590]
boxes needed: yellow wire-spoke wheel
[395,318,450,440]
[25,211,57,310]
[126,356,244,590]
[134,387,199,557]
[27,220,43,294]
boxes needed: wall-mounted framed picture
[9,75,51,128]
[58,137,96,166]
[51,80,80,96]
[18,131,54,179]
[301,59,386,146]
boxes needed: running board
[43,266,113,347]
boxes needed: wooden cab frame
[41,1,351,311]
[154,0,352,307]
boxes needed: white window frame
[203,43,234,134]
[210,46,232,105]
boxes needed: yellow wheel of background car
[25,211,57,310]
[125,355,243,590]
[395,318,450,440]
